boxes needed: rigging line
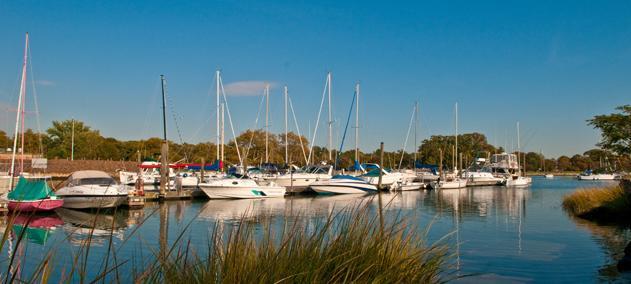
[189,81,217,143]
[162,78,188,160]
[26,45,44,155]
[335,90,356,170]
[139,80,162,155]
[307,76,329,165]
[190,108,216,143]
[288,95,308,165]
[398,104,416,170]
[218,76,243,166]
[244,91,266,163]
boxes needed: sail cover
[8,177,56,201]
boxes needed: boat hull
[8,198,64,212]
[310,181,378,194]
[59,195,127,209]
[577,174,616,180]
[200,185,286,199]
[430,179,468,190]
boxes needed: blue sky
[1,1,630,158]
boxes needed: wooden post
[200,157,205,185]
[159,141,168,198]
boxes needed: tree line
[1,116,629,172]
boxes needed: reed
[562,185,631,223]
[1,201,450,283]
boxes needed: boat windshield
[76,177,116,186]
[332,175,364,181]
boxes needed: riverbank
[562,179,631,225]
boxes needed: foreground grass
[562,185,631,224]
[140,204,449,283]
[1,201,450,283]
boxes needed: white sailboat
[505,122,532,187]
[396,102,424,191]
[431,103,467,189]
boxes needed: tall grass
[1,201,450,283]
[562,186,631,223]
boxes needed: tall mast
[517,121,521,176]
[414,101,418,167]
[221,103,225,163]
[327,72,332,161]
[216,70,220,162]
[284,85,288,165]
[160,75,167,141]
[20,86,26,173]
[71,118,75,161]
[455,102,458,172]
[265,83,270,163]
[355,83,360,163]
[9,32,28,189]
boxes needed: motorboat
[310,175,378,194]
[265,165,333,193]
[199,174,286,199]
[429,178,468,190]
[6,177,63,212]
[358,167,402,190]
[577,169,619,180]
[118,161,174,185]
[398,180,425,191]
[56,170,128,209]
[462,158,505,186]
[545,174,554,179]
[505,176,532,187]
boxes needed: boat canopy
[332,174,364,181]
[63,170,116,186]
[414,162,438,174]
[187,160,223,171]
[360,168,388,177]
[8,176,56,201]
[351,160,363,171]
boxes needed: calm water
[2,177,630,282]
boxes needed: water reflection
[56,208,144,246]
[12,214,63,245]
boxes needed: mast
[9,32,28,189]
[161,75,167,141]
[265,83,270,164]
[327,72,332,161]
[71,118,75,160]
[517,121,521,176]
[414,101,418,171]
[355,83,359,164]
[455,102,458,172]
[221,103,225,163]
[216,70,220,162]
[284,85,288,165]
[159,75,169,196]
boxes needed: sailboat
[431,103,467,189]
[541,151,554,179]
[398,102,425,190]
[505,122,532,187]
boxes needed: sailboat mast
[455,102,458,172]
[160,75,167,141]
[265,83,270,164]
[517,121,521,176]
[221,103,224,163]
[284,85,288,165]
[327,72,332,161]
[355,83,359,163]
[71,118,75,161]
[414,101,418,168]
[9,33,28,186]
[216,70,220,162]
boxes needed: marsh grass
[562,186,631,224]
[1,201,450,283]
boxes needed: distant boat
[545,174,554,179]
[56,170,128,209]
[576,170,619,180]
[199,174,286,199]
[430,178,468,190]
[7,177,63,212]
[265,165,332,193]
[311,175,378,194]
[462,157,505,186]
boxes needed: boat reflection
[11,213,63,245]
[56,208,144,246]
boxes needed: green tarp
[12,224,51,245]
[7,177,56,201]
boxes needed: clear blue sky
[1,1,630,158]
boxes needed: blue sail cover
[188,160,222,171]
[351,160,363,171]
[415,162,438,174]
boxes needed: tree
[588,105,631,156]
[0,130,9,152]
[46,119,105,159]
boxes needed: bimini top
[8,176,56,201]
[332,175,365,181]
[69,170,111,180]
[64,170,116,186]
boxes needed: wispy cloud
[223,81,277,96]
[36,80,56,86]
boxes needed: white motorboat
[462,158,505,186]
[265,165,333,193]
[119,161,175,185]
[358,168,402,190]
[398,180,425,191]
[430,178,468,190]
[505,176,532,187]
[577,171,619,180]
[56,170,128,209]
[310,175,378,194]
[545,174,554,179]
[199,175,286,199]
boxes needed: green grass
[1,201,451,283]
[562,185,631,224]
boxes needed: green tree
[588,105,631,156]
[46,119,105,159]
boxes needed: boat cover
[8,177,56,201]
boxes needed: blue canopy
[415,162,438,174]
[188,160,222,171]
[332,174,365,181]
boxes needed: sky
[1,0,630,158]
